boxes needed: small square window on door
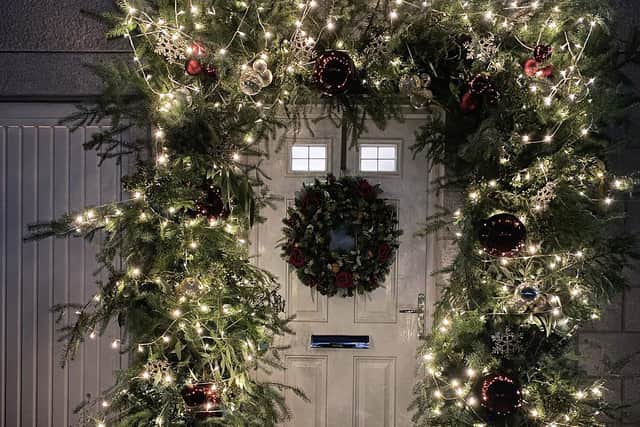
[289,143,328,174]
[359,142,399,173]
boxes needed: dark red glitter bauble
[181,383,223,418]
[479,213,526,257]
[469,74,492,95]
[195,186,228,223]
[533,44,553,62]
[481,374,523,416]
[203,64,218,81]
[313,51,356,96]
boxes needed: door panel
[284,355,328,427]
[0,104,127,427]
[354,356,396,427]
[253,111,439,427]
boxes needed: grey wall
[0,0,127,99]
[0,0,639,426]
[578,2,640,426]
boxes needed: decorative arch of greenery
[28,1,640,425]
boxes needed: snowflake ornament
[289,31,316,64]
[491,327,523,357]
[364,34,391,64]
[464,34,499,64]
[154,31,188,64]
[533,181,557,211]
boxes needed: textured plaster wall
[0,0,127,98]
[0,0,640,425]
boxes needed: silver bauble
[252,58,268,74]
[239,70,265,96]
[259,69,273,87]
[409,89,433,109]
[399,74,422,95]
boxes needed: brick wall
[576,2,640,425]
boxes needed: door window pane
[359,144,398,173]
[290,144,328,172]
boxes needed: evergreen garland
[26,0,640,425]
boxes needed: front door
[252,111,439,427]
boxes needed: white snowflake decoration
[364,34,390,63]
[154,31,187,64]
[464,34,499,64]
[533,181,557,210]
[289,31,315,64]
[491,327,523,356]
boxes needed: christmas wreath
[281,175,401,297]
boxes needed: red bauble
[185,59,203,76]
[460,92,479,113]
[191,42,206,57]
[478,213,527,257]
[524,59,553,79]
[181,383,223,418]
[195,185,228,223]
[313,51,356,96]
[524,59,539,77]
[481,374,523,416]
[533,44,553,62]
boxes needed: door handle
[399,293,426,339]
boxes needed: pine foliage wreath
[282,175,401,297]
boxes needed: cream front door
[252,112,439,427]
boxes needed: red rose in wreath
[300,192,320,212]
[357,180,375,199]
[286,213,300,227]
[377,243,393,263]
[335,271,354,289]
[289,247,305,268]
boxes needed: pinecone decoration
[155,31,188,64]
[533,181,557,210]
[363,34,390,64]
[145,359,171,383]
